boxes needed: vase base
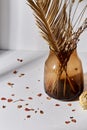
[45,89,83,101]
[44,74,84,101]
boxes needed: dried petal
[7,99,13,102]
[2,105,6,108]
[28,97,33,100]
[67,103,72,106]
[27,115,31,118]
[37,93,42,97]
[1,97,7,100]
[71,119,77,123]
[13,70,18,74]
[40,110,44,114]
[55,104,60,106]
[17,105,22,109]
[65,121,71,124]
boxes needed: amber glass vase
[44,49,84,101]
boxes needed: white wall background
[0,0,87,51]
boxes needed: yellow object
[79,91,87,110]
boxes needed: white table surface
[0,50,87,130]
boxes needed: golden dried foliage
[27,0,87,58]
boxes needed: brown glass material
[44,50,84,101]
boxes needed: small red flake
[11,94,15,96]
[17,59,23,62]
[65,121,70,124]
[25,108,30,111]
[27,115,31,118]
[35,111,37,113]
[26,87,29,89]
[17,105,22,109]
[46,97,51,100]
[72,109,76,112]
[71,119,76,123]
[67,103,72,106]
[40,110,44,114]
[55,104,60,106]
[25,103,29,106]
[2,105,6,108]
[28,97,33,100]
[70,117,74,119]
[7,99,13,102]
[25,108,34,111]
[1,97,7,100]
[7,82,14,87]
[37,93,42,97]
[13,70,18,74]
[38,80,40,82]
[19,73,25,77]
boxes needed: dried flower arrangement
[27,0,87,100]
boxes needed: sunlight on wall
[0,0,87,51]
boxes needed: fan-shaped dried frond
[27,0,59,51]
[27,0,87,57]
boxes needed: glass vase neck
[49,49,77,59]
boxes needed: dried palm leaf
[27,0,58,51]
[27,0,87,70]
[27,0,87,63]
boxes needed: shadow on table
[0,51,48,81]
